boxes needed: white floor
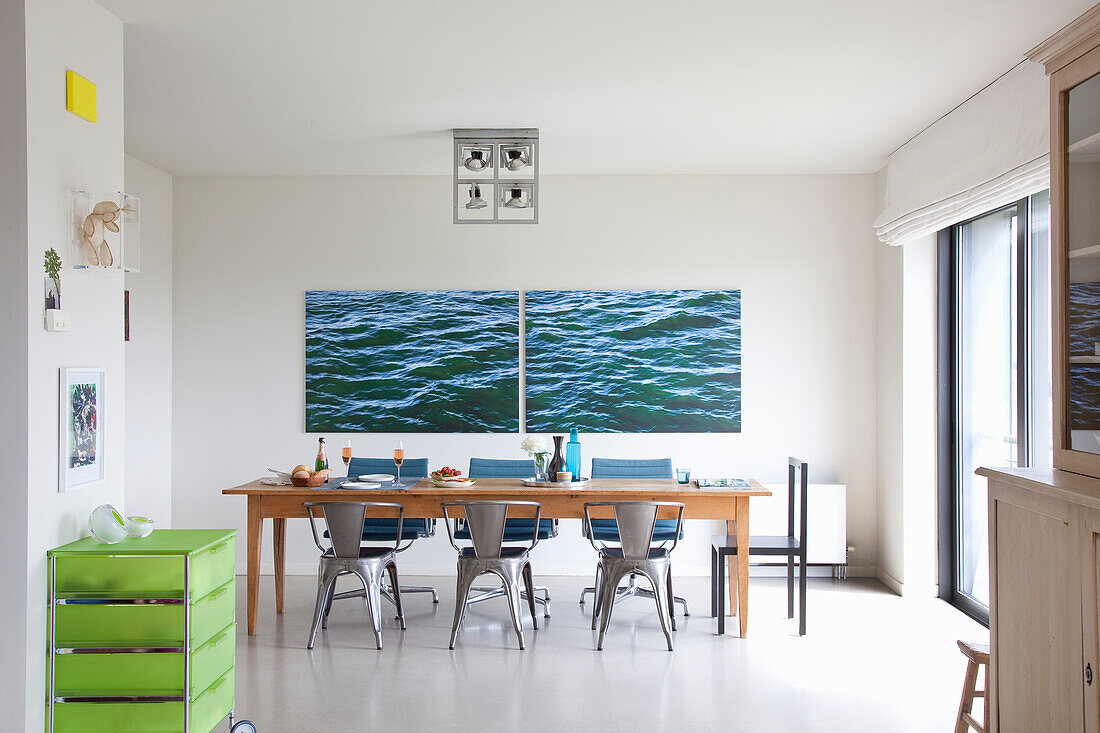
[232,574,988,732]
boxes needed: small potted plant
[44,247,62,310]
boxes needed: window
[938,191,1051,624]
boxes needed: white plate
[359,474,394,482]
[432,478,477,488]
[342,481,382,489]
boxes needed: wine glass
[342,439,353,477]
[392,440,405,486]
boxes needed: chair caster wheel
[231,721,258,733]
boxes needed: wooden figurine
[81,200,133,267]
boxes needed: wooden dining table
[223,477,771,638]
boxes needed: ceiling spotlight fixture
[502,187,528,209]
[460,146,492,172]
[503,146,530,171]
[453,128,538,224]
[466,183,487,210]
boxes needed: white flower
[520,435,548,455]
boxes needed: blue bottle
[565,428,582,478]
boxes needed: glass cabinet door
[1065,73,1100,455]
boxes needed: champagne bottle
[315,437,329,472]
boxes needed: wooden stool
[955,640,990,733]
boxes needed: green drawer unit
[47,529,239,733]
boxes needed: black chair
[711,457,808,635]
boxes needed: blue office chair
[460,458,557,540]
[327,457,438,606]
[453,457,554,617]
[579,457,689,616]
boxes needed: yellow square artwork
[65,70,96,123]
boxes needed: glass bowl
[88,504,128,544]
[124,515,154,538]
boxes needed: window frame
[937,196,1032,627]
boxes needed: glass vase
[533,453,550,482]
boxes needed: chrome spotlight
[502,145,530,171]
[466,183,487,210]
[461,146,492,172]
[502,187,529,209]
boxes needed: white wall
[23,1,126,728]
[0,0,30,726]
[125,156,173,526]
[874,215,904,588]
[874,228,939,596]
[901,236,940,596]
[173,174,879,577]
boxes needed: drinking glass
[342,439,353,477]
[676,468,691,484]
[393,441,405,486]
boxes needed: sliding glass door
[940,191,1050,623]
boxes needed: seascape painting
[1070,282,1100,429]
[305,290,520,432]
[524,289,741,432]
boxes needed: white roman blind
[874,61,1050,246]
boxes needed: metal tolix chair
[444,500,543,650]
[584,501,685,651]
[338,457,439,605]
[305,501,406,650]
[579,458,688,617]
[455,457,554,617]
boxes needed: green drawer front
[190,537,235,599]
[191,623,235,697]
[51,669,235,733]
[54,579,235,648]
[52,622,235,698]
[54,652,182,696]
[53,537,234,600]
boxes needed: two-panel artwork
[305,289,741,433]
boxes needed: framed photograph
[60,367,106,492]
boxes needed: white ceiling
[100,0,1094,176]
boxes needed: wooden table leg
[736,496,751,638]
[725,519,738,617]
[273,517,287,614]
[246,495,263,635]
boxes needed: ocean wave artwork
[1070,282,1100,430]
[524,289,741,433]
[305,290,519,432]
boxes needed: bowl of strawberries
[430,466,476,488]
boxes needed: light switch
[45,309,71,331]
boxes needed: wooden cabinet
[979,467,1100,732]
[981,10,1100,731]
